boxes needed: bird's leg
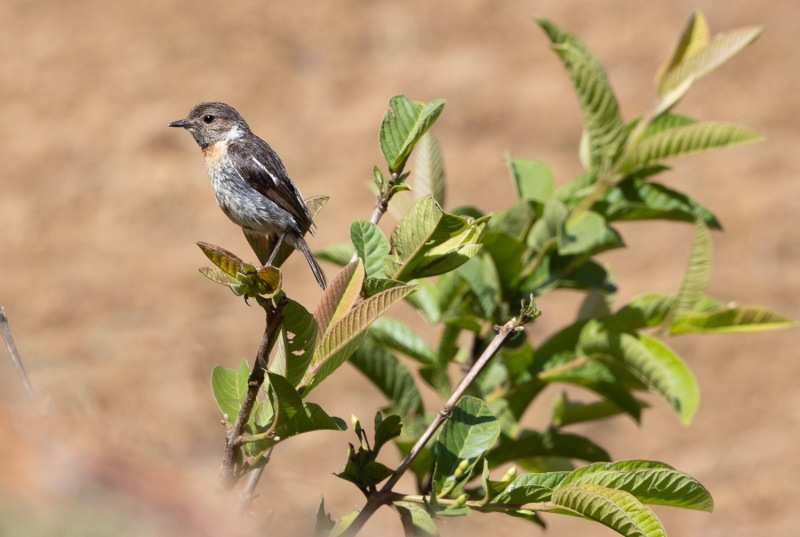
[265,231,288,266]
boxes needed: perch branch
[218,294,287,490]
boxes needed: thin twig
[339,305,539,537]
[0,306,35,402]
[218,295,287,490]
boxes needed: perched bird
[169,102,327,288]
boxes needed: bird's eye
[202,115,215,124]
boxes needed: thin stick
[218,295,287,489]
[0,306,35,401]
[339,305,539,537]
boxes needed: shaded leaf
[488,430,610,467]
[349,337,425,417]
[579,323,699,424]
[604,179,721,229]
[432,397,500,497]
[395,502,439,536]
[272,299,318,388]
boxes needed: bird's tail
[291,232,327,289]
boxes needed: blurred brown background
[1,1,798,536]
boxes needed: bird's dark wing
[228,136,315,232]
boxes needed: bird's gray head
[168,102,250,148]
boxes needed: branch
[369,164,408,226]
[339,300,540,536]
[0,306,35,402]
[218,294,287,489]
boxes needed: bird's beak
[168,118,191,128]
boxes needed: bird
[168,102,327,289]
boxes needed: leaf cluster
[198,13,793,537]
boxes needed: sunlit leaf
[211,359,250,422]
[670,305,796,335]
[620,122,762,172]
[351,220,391,279]
[349,337,425,417]
[313,260,364,336]
[303,283,417,393]
[562,460,714,511]
[550,483,665,537]
[380,95,446,173]
[579,323,699,424]
[536,19,627,169]
[414,132,446,207]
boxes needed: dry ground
[1,1,798,536]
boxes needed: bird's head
[168,102,250,148]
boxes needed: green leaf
[387,196,487,281]
[538,355,644,422]
[508,157,555,203]
[432,396,501,498]
[267,372,346,439]
[550,483,665,537]
[457,253,500,318]
[604,179,722,230]
[669,305,796,335]
[620,122,762,173]
[211,359,250,422]
[490,472,568,504]
[303,283,418,393]
[314,242,356,267]
[562,460,714,512]
[368,317,436,364]
[272,299,317,388]
[602,294,674,332]
[528,198,568,252]
[373,413,403,454]
[579,323,699,424]
[413,132,446,207]
[482,231,526,295]
[488,200,537,241]
[380,95,446,173]
[488,430,610,467]
[558,210,623,256]
[665,220,712,325]
[349,337,425,417]
[351,220,391,279]
[395,502,439,536]
[551,391,648,427]
[536,19,627,169]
